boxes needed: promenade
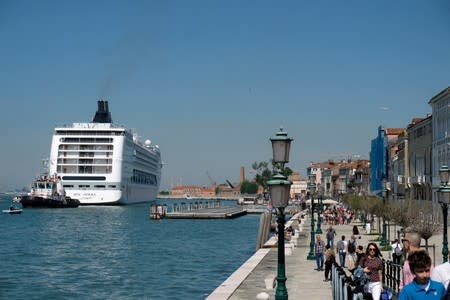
[208,211,447,300]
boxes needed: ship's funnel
[92,100,113,123]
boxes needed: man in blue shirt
[399,250,446,300]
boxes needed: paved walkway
[208,212,447,300]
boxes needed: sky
[1,1,449,192]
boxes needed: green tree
[252,160,294,190]
[240,180,258,194]
[252,161,272,189]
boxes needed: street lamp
[316,186,324,234]
[438,165,450,263]
[267,127,292,300]
[380,178,388,246]
[307,181,316,260]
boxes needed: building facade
[429,86,450,204]
[407,116,432,206]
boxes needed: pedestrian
[336,235,347,267]
[431,252,450,292]
[314,235,325,271]
[400,230,432,290]
[360,242,384,300]
[353,225,360,237]
[324,245,336,282]
[355,245,366,266]
[391,238,403,265]
[326,226,336,248]
[346,235,358,270]
[399,250,445,300]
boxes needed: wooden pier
[164,206,247,219]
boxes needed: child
[399,250,445,300]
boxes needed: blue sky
[1,1,449,191]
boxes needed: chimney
[92,99,113,123]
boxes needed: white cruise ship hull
[66,184,159,205]
[48,100,162,205]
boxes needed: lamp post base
[442,203,448,263]
[380,222,387,246]
[315,217,322,234]
[307,232,316,260]
[275,209,288,300]
[307,253,316,260]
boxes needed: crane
[225,180,234,189]
[206,171,216,186]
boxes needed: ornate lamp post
[316,186,323,234]
[380,178,388,246]
[438,165,450,263]
[307,181,316,260]
[267,128,292,300]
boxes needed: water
[0,195,260,299]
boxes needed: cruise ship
[48,100,162,205]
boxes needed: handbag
[380,290,392,300]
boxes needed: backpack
[352,266,369,286]
[348,240,356,254]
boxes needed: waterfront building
[370,126,404,197]
[171,185,216,197]
[406,116,432,208]
[428,86,450,205]
[289,171,307,200]
[307,159,370,199]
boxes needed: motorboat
[2,205,23,214]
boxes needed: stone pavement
[208,211,447,300]
[208,213,372,299]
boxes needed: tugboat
[17,174,80,208]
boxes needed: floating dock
[164,206,247,219]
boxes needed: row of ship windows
[57,167,157,186]
[56,130,125,136]
[57,159,113,164]
[131,169,158,185]
[59,137,114,143]
[59,145,113,151]
[59,152,112,157]
[63,185,117,189]
[57,166,112,174]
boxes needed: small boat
[17,175,80,208]
[2,206,23,214]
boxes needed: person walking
[314,235,325,271]
[353,225,360,237]
[360,242,384,300]
[400,230,430,290]
[336,235,347,267]
[324,245,336,281]
[326,226,336,248]
[391,238,403,265]
[431,253,450,292]
[346,235,358,270]
[399,250,445,300]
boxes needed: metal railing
[331,259,403,300]
[383,259,402,297]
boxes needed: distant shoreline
[157,195,239,201]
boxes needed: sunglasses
[368,248,376,251]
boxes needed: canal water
[0,195,260,299]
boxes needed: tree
[252,161,272,189]
[408,201,441,251]
[240,180,258,194]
